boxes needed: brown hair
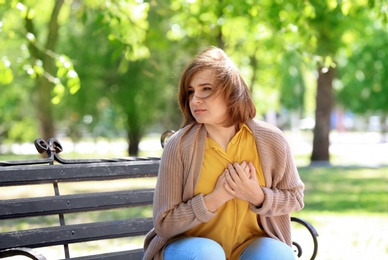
[178,46,256,127]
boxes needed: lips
[194,109,206,114]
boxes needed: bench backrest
[0,158,159,259]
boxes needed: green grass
[292,211,388,260]
[299,166,388,213]
[292,166,388,260]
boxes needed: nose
[191,94,202,104]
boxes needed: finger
[247,162,257,179]
[227,164,239,182]
[240,161,250,177]
[240,161,247,170]
[233,162,248,181]
[225,169,238,189]
[224,178,235,194]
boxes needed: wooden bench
[0,137,318,259]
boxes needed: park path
[3,131,388,167]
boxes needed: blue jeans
[164,237,296,259]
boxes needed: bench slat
[0,160,159,186]
[0,189,154,219]
[0,218,153,250]
[64,248,144,260]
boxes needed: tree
[337,25,388,137]
[26,0,67,141]
[118,0,182,155]
[0,4,38,144]
[306,0,387,161]
[261,0,373,163]
[60,0,175,155]
[0,1,80,141]
[1,0,386,160]
[1,0,153,155]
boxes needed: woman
[143,47,304,260]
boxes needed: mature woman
[143,47,304,260]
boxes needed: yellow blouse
[184,124,267,259]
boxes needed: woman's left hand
[224,161,265,207]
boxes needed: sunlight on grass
[295,166,388,259]
[299,167,388,213]
[292,212,388,260]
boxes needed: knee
[165,237,225,260]
[194,238,225,259]
[261,237,295,259]
[241,237,296,260]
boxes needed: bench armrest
[291,216,319,260]
[0,247,47,260]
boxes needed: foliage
[0,0,153,153]
[336,26,388,114]
[0,1,80,101]
[0,80,37,143]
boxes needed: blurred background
[1,0,387,259]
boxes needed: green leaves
[0,57,13,84]
[97,0,150,61]
[337,27,388,114]
[55,55,80,98]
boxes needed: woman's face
[188,69,229,126]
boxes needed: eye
[201,87,213,98]
[187,89,194,95]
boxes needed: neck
[205,124,238,151]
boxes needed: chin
[193,116,204,124]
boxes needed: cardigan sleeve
[152,131,216,240]
[249,123,304,216]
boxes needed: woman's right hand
[214,169,235,201]
[204,169,234,212]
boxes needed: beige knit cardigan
[143,119,305,260]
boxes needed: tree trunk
[380,113,388,143]
[311,66,334,163]
[36,77,56,141]
[249,46,259,94]
[25,0,64,141]
[216,0,225,49]
[127,132,141,156]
